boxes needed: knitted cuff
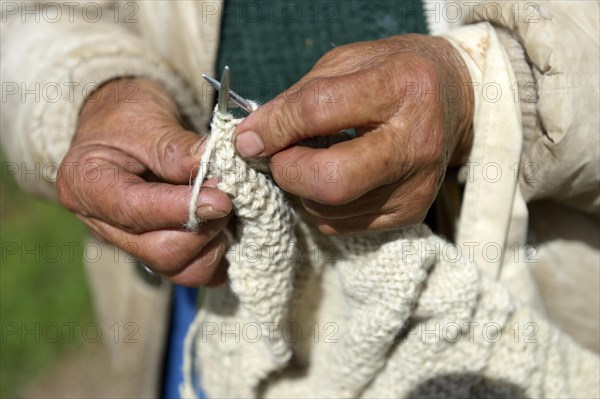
[494,27,538,141]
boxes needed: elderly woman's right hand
[56,78,232,286]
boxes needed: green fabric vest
[216,0,427,105]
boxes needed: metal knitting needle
[217,66,230,115]
[203,68,255,114]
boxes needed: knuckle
[297,85,320,123]
[296,79,334,126]
[390,123,445,170]
[56,170,76,212]
[156,132,179,164]
[321,43,353,62]
[191,238,226,285]
[312,78,340,111]
[57,150,101,213]
[154,236,192,273]
[114,192,144,233]
[57,187,76,214]
[269,96,305,145]
[154,130,197,181]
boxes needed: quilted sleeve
[0,1,202,199]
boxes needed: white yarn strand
[180,105,298,398]
[185,110,233,231]
[180,307,205,398]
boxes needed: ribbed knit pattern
[494,28,541,189]
[494,28,538,135]
[180,110,600,399]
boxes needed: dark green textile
[216,0,427,105]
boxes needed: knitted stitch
[181,110,600,398]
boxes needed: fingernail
[203,176,220,188]
[197,205,229,220]
[235,131,265,157]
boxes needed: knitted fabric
[181,110,600,398]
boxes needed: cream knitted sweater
[180,111,599,399]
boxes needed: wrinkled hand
[57,79,232,286]
[235,35,473,235]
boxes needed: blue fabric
[163,285,204,399]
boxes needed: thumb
[234,75,387,158]
[138,126,208,184]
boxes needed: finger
[300,184,397,219]
[270,126,411,205]
[316,211,425,236]
[101,119,207,184]
[206,257,230,287]
[65,150,232,233]
[167,233,229,287]
[234,69,395,157]
[90,179,230,233]
[141,129,207,184]
[81,216,230,286]
[300,173,438,220]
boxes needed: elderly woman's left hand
[234,34,474,235]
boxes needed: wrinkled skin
[235,34,473,235]
[57,34,473,286]
[57,79,232,286]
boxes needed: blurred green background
[0,146,94,398]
